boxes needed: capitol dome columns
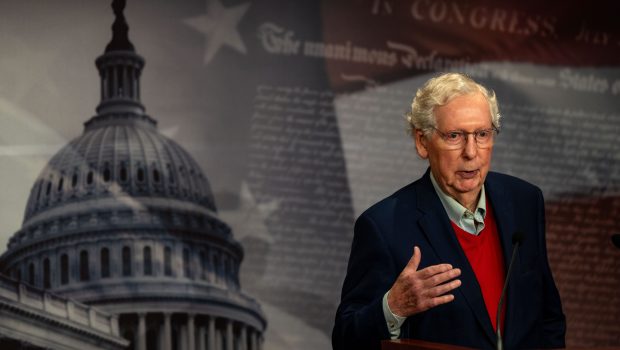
[188,314,196,350]
[137,312,146,350]
[120,313,263,350]
[208,316,216,350]
[163,312,172,350]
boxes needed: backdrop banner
[0,1,619,349]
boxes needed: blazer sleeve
[332,212,398,350]
[536,188,567,348]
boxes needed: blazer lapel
[485,173,521,346]
[414,170,497,345]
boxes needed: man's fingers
[425,294,455,309]
[402,249,462,289]
[428,278,462,297]
[404,246,422,271]
[423,267,461,288]
[417,263,456,279]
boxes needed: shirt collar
[430,171,486,234]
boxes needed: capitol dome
[22,112,216,226]
[0,1,265,349]
[17,111,218,247]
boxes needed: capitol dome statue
[0,1,265,349]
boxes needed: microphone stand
[497,234,522,350]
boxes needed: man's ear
[414,129,429,159]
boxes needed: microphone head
[512,232,524,245]
[612,234,620,249]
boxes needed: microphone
[496,232,524,350]
[612,234,620,249]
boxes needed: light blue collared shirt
[429,172,486,235]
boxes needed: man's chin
[454,181,482,194]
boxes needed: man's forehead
[434,101,492,128]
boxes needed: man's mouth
[457,170,478,179]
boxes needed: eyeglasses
[431,127,498,149]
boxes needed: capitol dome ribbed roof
[23,113,216,225]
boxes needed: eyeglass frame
[430,126,499,149]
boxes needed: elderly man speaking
[333,73,566,350]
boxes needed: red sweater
[451,203,506,332]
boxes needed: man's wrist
[382,290,407,338]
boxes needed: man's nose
[463,134,477,158]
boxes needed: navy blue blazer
[333,170,565,350]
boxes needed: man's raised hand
[387,246,462,317]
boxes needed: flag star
[219,181,278,244]
[184,0,250,64]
